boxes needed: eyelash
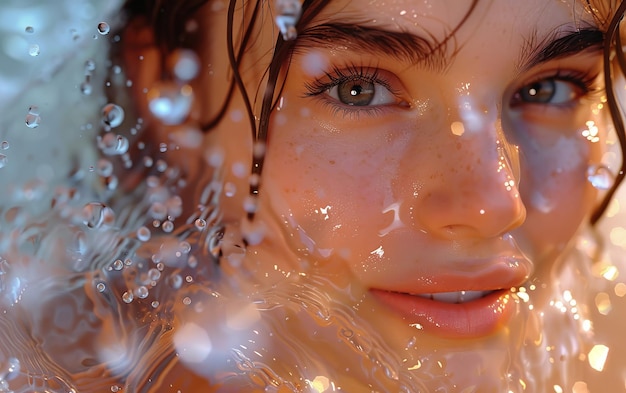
[512,68,603,106]
[303,64,402,117]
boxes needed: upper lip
[371,254,532,295]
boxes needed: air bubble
[101,103,125,128]
[112,259,124,270]
[28,44,40,56]
[148,268,161,281]
[97,22,110,35]
[137,226,151,242]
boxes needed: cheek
[262,118,409,257]
[519,133,598,257]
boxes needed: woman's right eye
[327,78,397,107]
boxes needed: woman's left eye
[512,77,587,106]
[328,78,396,107]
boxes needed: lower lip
[370,289,518,338]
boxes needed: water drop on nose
[97,22,110,35]
[587,164,614,191]
[1,141,9,150]
[25,26,34,34]
[28,44,40,56]
[102,103,125,128]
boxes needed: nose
[410,113,526,240]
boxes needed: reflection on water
[1,2,626,392]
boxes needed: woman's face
[209,0,606,338]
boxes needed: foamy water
[2,2,626,392]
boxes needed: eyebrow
[518,28,604,70]
[293,22,604,72]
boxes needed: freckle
[329,160,336,165]
[456,143,462,150]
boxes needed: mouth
[370,287,519,339]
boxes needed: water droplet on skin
[97,22,110,35]
[80,82,93,95]
[137,226,151,242]
[25,26,34,34]
[147,82,194,125]
[98,133,129,155]
[96,159,113,177]
[0,154,7,169]
[101,103,125,128]
[85,59,96,72]
[587,164,614,191]
[223,182,236,197]
[82,202,114,228]
[169,274,183,289]
[1,141,9,150]
[28,44,40,56]
[148,268,161,281]
[96,282,106,292]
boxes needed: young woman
[2,0,626,392]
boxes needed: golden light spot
[595,292,612,315]
[308,376,330,392]
[451,121,465,136]
[572,381,589,393]
[610,227,626,248]
[588,344,609,372]
[553,384,564,393]
[582,319,592,332]
[615,282,626,297]
[602,265,619,281]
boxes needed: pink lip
[369,254,529,338]
[370,288,519,338]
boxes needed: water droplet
[274,0,301,40]
[96,282,106,292]
[82,202,115,228]
[96,159,113,177]
[135,286,149,299]
[194,218,206,230]
[148,268,161,281]
[162,221,174,233]
[122,291,134,303]
[80,81,93,95]
[99,133,129,155]
[149,202,168,220]
[169,274,183,289]
[28,44,40,56]
[0,154,7,169]
[587,164,614,191]
[224,182,236,197]
[97,22,110,35]
[85,59,96,72]
[143,156,154,168]
[137,226,151,242]
[243,195,258,214]
[182,296,192,305]
[25,26,34,34]
[1,141,9,150]
[179,241,191,254]
[25,113,40,128]
[147,81,194,125]
[101,103,125,128]
[112,259,124,270]
[168,49,200,82]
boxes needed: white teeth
[418,290,491,304]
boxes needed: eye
[512,77,585,106]
[328,78,397,107]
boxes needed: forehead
[310,0,597,45]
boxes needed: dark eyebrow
[294,23,451,71]
[518,28,604,71]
